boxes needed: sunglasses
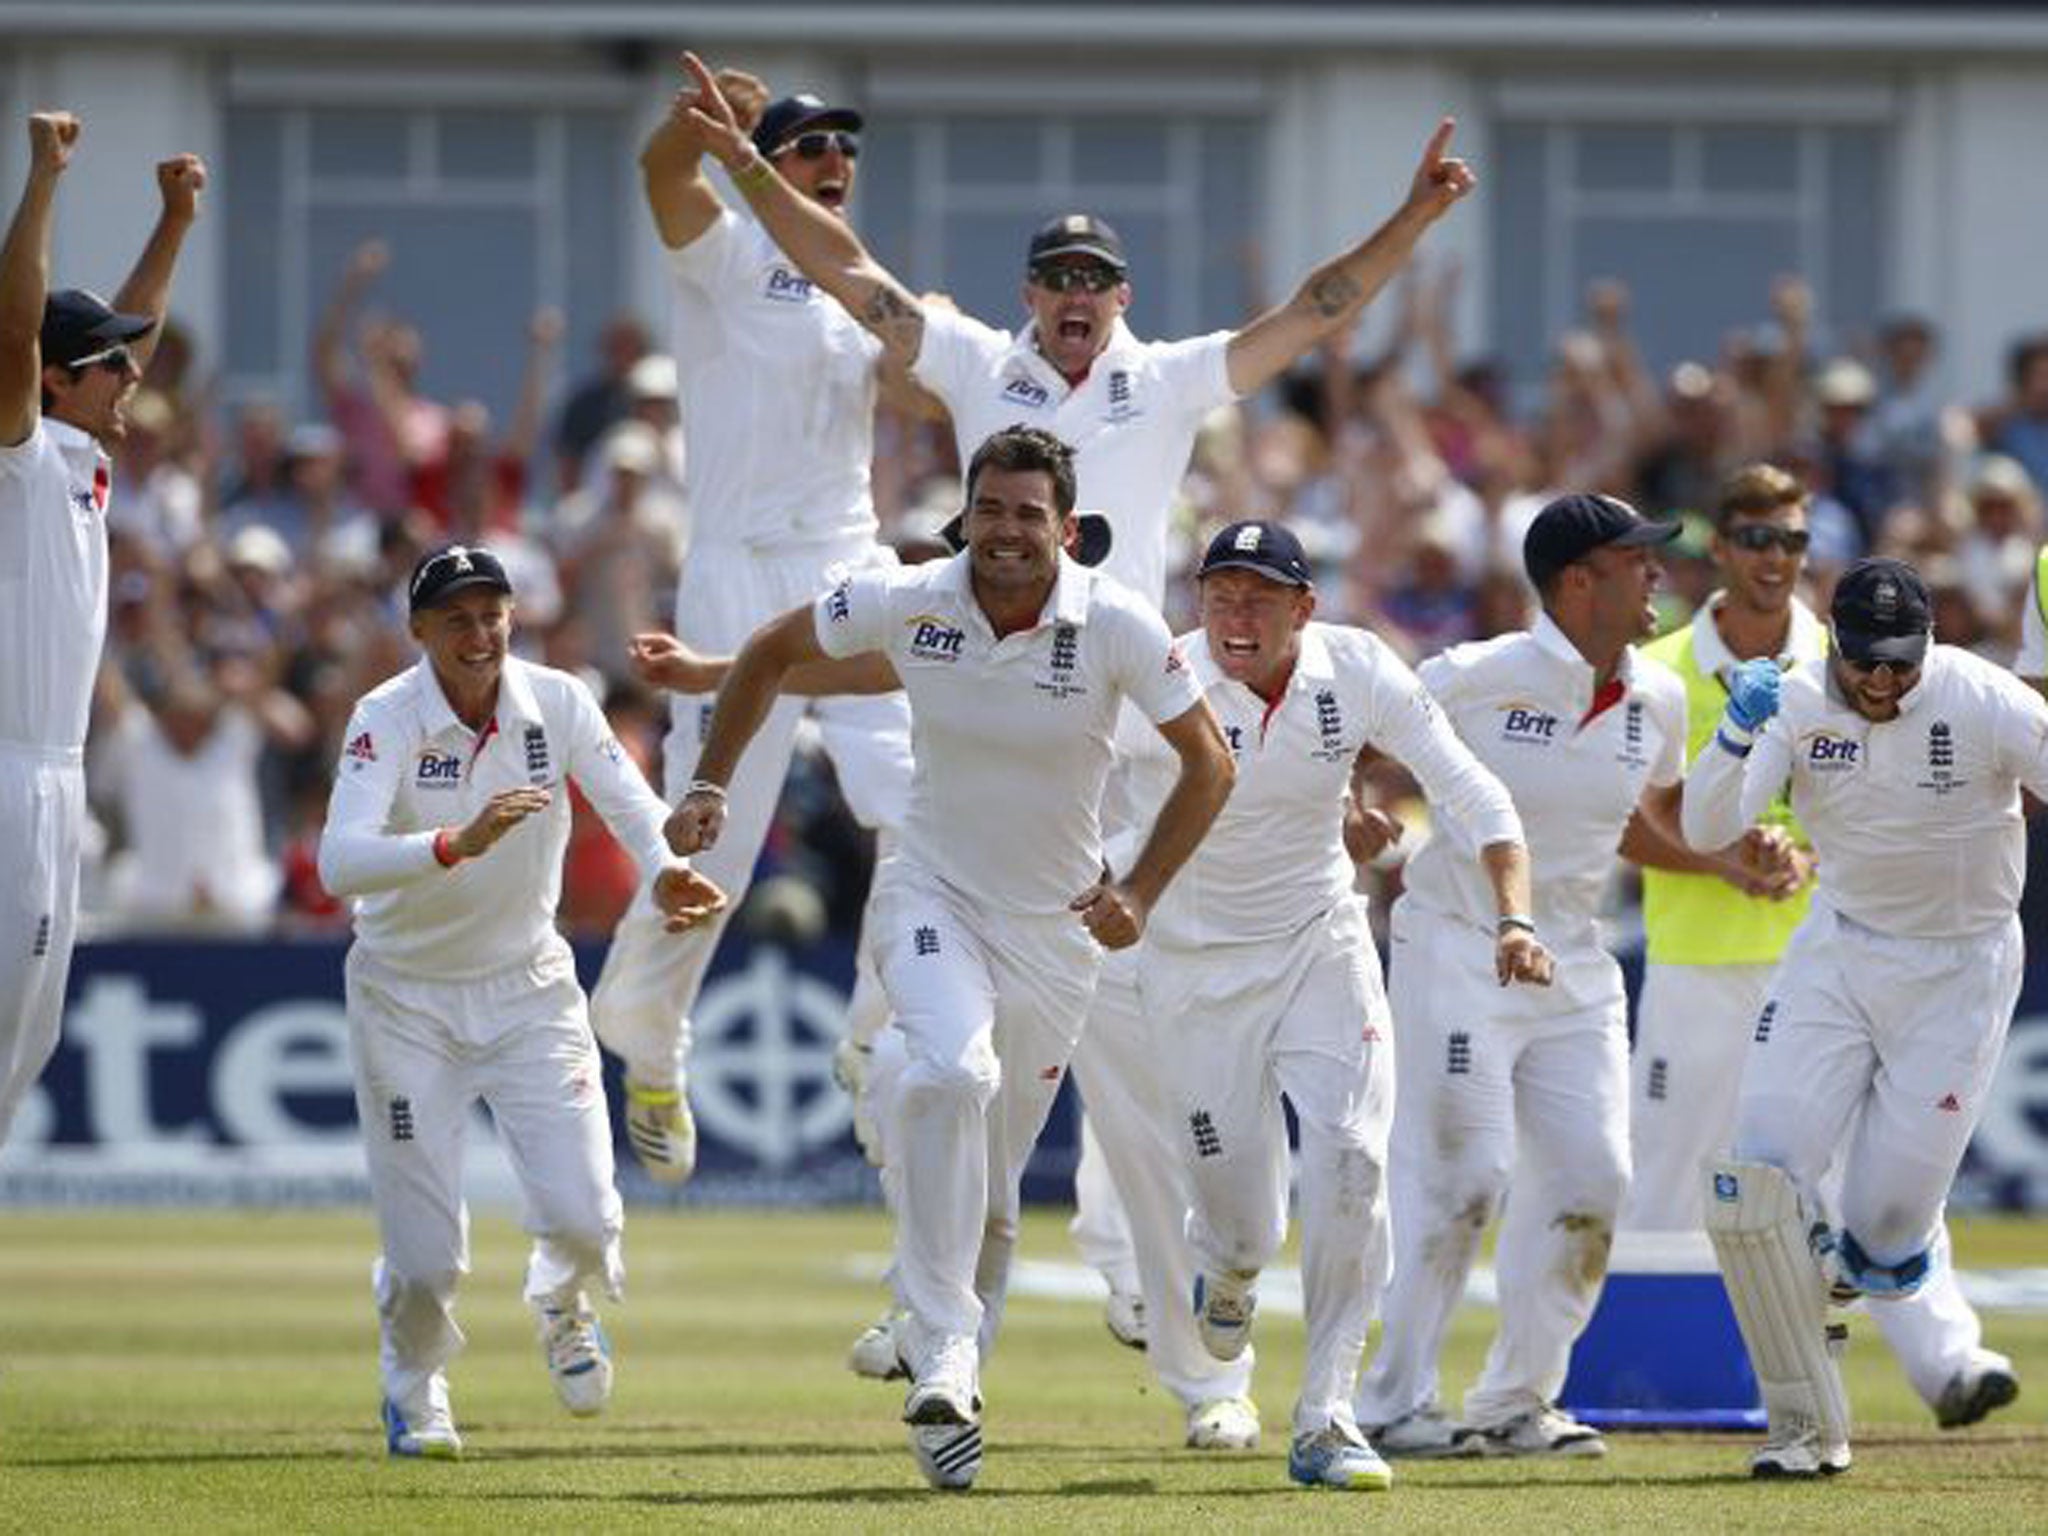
[1029,264,1124,295]
[772,130,860,162]
[69,343,137,376]
[1725,524,1811,555]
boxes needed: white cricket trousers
[1356,901,1630,1431]
[1144,894,1392,1436]
[1732,905,2021,1275]
[1627,955,1995,1410]
[592,536,912,1088]
[1069,951,1256,1412]
[868,855,1099,1369]
[0,744,84,1142]
[346,943,625,1409]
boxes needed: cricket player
[319,545,724,1459]
[1684,556,2048,1478]
[667,426,1234,1491]
[677,51,1476,1421]
[1136,520,1546,1489]
[591,59,918,1184]
[1623,464,2018,1431]
[1355,493,1690,1460]
[0,112,204,1142]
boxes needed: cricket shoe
[1936,1350,2019,1430]
[904,1337,983,1491]
[623,1078,696,1184]
[1104,1286,1148,1352]
[1192,1269,1258,1361]
[1288,1422,1393,1490]
[1751,1428,1851,1478]
[382,1378,462,1460]
[1368,1407,1481,1460]
[1185,1395,1260,1450]
[848,1307,911,1381]
[537,1296,614,1416]
[1461,1404,1606,1459]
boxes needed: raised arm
[679,53,927,371]
[112,153,205,377]
[1224,118,1475,398]
[313,239,385,407]
[642,61,767,251]
[0,112,77,446]
[501,307,562,464]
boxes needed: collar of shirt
[933,546,1095,640]
[1528,611,1639,713]
[412,653,544,742]
[1003,315,1142,393]
[1692,592,1825,680]
[42,415,107,464]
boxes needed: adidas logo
[1936,1092,1961,1113]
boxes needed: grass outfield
[1,1208,2044,1534]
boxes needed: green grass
[1,1208,2045,1533]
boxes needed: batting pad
[1703,1160,1850,1446]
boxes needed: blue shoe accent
[1836,1230,1931,1298]
[382,1396,461,1458]
[381,1398,408,1454]
[1288,1426,1392,1490]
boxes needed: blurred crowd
[80,236,2048,942]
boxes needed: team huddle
[5,55,2046,1496]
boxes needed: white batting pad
[1704,1160,1851,1446]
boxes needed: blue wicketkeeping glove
[1725,658,1782,733]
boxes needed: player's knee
[899,1035,1000,1111]
[378,1265,462,1322]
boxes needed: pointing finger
[1423,116,1456,166]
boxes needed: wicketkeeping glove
[1724,657,1783,733]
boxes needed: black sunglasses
[772,130,859,162]
[1726,524,1811,555]
[69,343,137,376]
[1029,264,1124,295]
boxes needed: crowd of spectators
[78,235,2048,943]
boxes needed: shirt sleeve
[0,419,48,479]
[813,566,899,660]
[1991,669,2048,800]
[910,304,1009,411]
[562,681,681,888]
[1682,714,1791,852]
[1362,637,1524,853]
[664,206,747,294]
[1149,330,1238,417]
[1111,601,1205,726]
[317,701,441,896]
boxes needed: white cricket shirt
[1402,614,1686,967]
[319,655,682,979]
[0,419,110,754]
[813,551,1203,915]
[1145,622,1523,950]
[1684,645,2048,940]
[668,210,881,551]
[913,308,1236,606]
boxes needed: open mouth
[1056,315,1094,344]
[815,182,847,209]
[1219,637,1259,660]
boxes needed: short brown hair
[1715,463,1806,530]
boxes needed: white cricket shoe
[537,1296,614,1416]
[382,1375,462,1460]
[1463,1404,1606,1459]
[1936,1350,2020,1430]
[904,1336,983,1491]
[623,1078,696,1185]
[848,1308,911,1381]
[1751,1428,1852,1478]
[1369,1407,1481,1460]
[1192,1269,1258,1361]
[1288,1422,1393,1490]
[1104,1287,1148,1352]
[1186,1395,1260,1450]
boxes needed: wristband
[1496,915,1537,936]
[1714,727,1754,759]
[432,829,464,868]
[685,779,728,802]
[730,154,772,190]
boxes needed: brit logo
[1312,688,1346,761]
[1001,375,1051,409]
[1447,1032,1472,1076]
[1222,723,1245,755]
[1804,732,1861,771]
[906,614,966,663]
[1190,1110,1223,1159]
[389,1096,415,1143]
[524,725,550,781]
[1500,705,1560,745]
[764,266,816,302]
[912,925,940,957]
[415,752,462,787]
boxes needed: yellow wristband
[731,154,772,190]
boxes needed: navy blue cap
[41,288,154,368]
[1198,520,1312,587]
[409,544,512,613]
[1523,492,1680,590]
[1027,214,1128,274]
[751,93,863,155]
[1831,556,1932,666]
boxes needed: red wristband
[432,829,463,868]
